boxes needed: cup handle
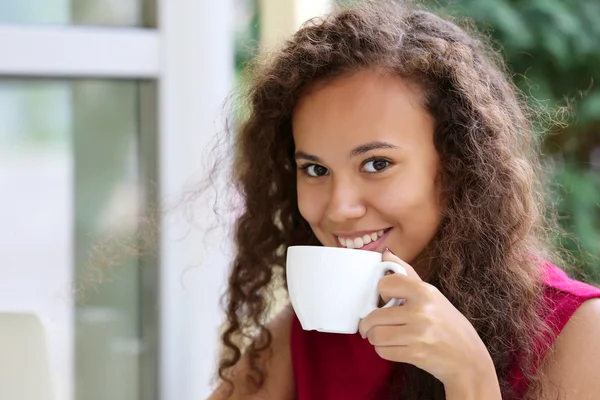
[359,261,407,319]
[378,261,407,308]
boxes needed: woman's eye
[302,164,329,177]
[362,159,390,173]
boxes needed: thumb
[382,247,422,281]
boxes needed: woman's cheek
[297,186,322,224]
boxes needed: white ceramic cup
[286,245,407,334]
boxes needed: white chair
[0,313,55,400]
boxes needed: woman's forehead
[292,71,434,153]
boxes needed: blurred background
[0,0,598,399]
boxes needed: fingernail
[382,247,396,255]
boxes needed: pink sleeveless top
[290,263,600,399]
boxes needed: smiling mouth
[336,228,392,250]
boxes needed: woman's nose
[325,177,367,223]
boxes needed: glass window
[0,0,156,27]
[0,79,158,400]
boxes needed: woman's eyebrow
[349,141,398,157]
[294,151,321,162]
[294,141,398,163]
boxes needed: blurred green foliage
[236,0,600,281]
[234,0,260,77]
[434,0,600,281]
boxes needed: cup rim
[287,245,381,256]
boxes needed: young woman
[209,1,600,399]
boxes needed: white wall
[158,0,234,399]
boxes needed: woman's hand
[358,249,501,398]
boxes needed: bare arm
[208,305,296,400]
[537,298,600,399]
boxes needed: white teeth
[337,229,388,249]
[353,237,364,248]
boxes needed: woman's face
[292,70,442,265]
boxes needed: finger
[358,307,409,338]
[374,344,423,365]
[382,248,422,281]
[377,272,422,304]
[365,324,410,347]
[379,270,395,304]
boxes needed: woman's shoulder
[536,267,600,397]
[509,261,600,397]
[539,261,600,335]
[208,305,295,400]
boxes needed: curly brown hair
[218,1,562,398]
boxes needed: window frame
[0,1,235,399]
